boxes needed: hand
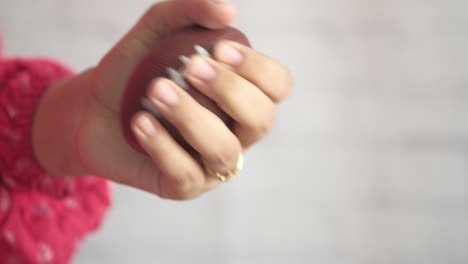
[33,0,292,200]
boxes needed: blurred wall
[1,0,467,263]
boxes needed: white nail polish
[179,55,190,65]
[167,67,189,90]
[194,45,211,58]
[141,97,161,118]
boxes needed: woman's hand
[33,0,292,200]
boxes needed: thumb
[118,0,236,56]
[93,0,236,111]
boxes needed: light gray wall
[1,0,467,263]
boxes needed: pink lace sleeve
[0,49,111,263]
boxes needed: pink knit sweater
[0,34,111,263]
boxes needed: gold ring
[209,154,244,183]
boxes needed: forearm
[32,68,95,177]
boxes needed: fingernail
[167,67,189,90]
[151,81,179,106]
[194,45,212,58]
[136,115,156,136]
[187,57,216,81]
[217,42,243,65]
[179,55,190,65]
[141,97,161,118]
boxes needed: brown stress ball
[120,26,251,153]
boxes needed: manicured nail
[217,42,243,65]
[179,55,190,65]
[141,97,161,118]
[188,57,216,81]
[151,80,179,106]
[136,115,156,136]
[194,45,212,58]
[167,67,189,89]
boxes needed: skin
[32,0,292,200]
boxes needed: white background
[1,0,467,263]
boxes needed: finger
[94,0,236,111]
[131,111,217,200]
[213,41,293,102]
[124,0,236,52]
[146,78,242,174]
[184,56,276,148]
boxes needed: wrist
[32,68,95,177]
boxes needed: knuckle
[171,185,197,200]
[171,189,197,201]
[257,55,293,102]
[144,2,164,25]
[205,142,241,171]
[261,58,277,78]
[252,119,273,140]
[137,3,168,44]
[165,170,203,200]
[254,104,276,136]
[272,65,293,102]
[208,144,240,172]
[282,67,294,97]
